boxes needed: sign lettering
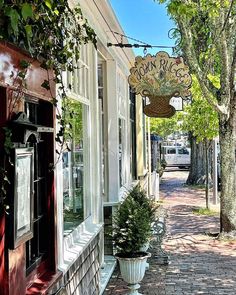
[128,51,192,98]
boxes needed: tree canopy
[156,0,236,232]
[183,76,219,142]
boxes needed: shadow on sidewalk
[104,170,230,295]
[104,246,236,295]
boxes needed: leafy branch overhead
[157,0,236,119]
[156,0,236,233]
[0,0,97,153]
[0,0,96,111]
[0,0,97,205]
[0,1,96,70]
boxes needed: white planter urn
[139,242,150,270]
[116,252,151,295]
[139,242,150,252]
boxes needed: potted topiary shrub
[112,189,153,294]
[156,159,167,177]
[128,185,159,251]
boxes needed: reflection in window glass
[62,100,88,236]
[119,118,125,187]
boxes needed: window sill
[59,217,103,274]
[138,169,148,179]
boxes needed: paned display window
[130,90,136,180]
[98,61,108,201]
[62,99,90,235]
[119,118,125,187]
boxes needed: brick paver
[104,169,236,294]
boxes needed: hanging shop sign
[128,51,192,118]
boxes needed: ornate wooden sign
[128,51,192,117]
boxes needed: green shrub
[112,196,151,254]
[129,185,158,222]
[112,186,158,255]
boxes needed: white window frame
[117,69,130,188]
[56,44,103,273]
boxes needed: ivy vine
[0,0,97,206]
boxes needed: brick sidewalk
[104,170,236,295]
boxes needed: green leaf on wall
[21,3,33,21]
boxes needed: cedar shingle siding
[50,233,101,295]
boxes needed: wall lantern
[128,51,192,118]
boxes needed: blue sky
[109,0,175,56]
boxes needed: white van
[162,146,191,168]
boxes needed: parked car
[162,146,191,169]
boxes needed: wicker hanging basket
[144,95,176,118]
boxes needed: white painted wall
[56,0,140,275]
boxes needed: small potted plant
[112,188,153,294]
[156,159,167,177]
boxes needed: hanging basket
[144,95,176,118]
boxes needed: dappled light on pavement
[105,170,236,295]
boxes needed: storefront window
[62,99,89,235]
[130,90,136,180]
[98,62,106,199]
[143,100,147,169]
[119,118,125,187]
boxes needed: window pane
[63,100,88,236]
[178,148,189,155]
[119,118,126,187]
[168,148,176,154]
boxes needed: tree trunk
[187,133,208,185]
[219,114,236,232]
[205,139,209,210]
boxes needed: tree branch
[220,0,235,34]
[214,9,231,113]
[177,17,228,116]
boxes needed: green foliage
[183,76,219,142]
[0,1,96,60]
[112,186,157,254]
[150,111,185,138]
[0,0,96,117]
[150,76,219,143]
[0,127,12,210]
[112,196,151,254]
[0,1,97,203]
[155,0,236,232]
[129,185,159,222]
[192,207,218,216]
[156,0,235,105]
[157,159,167,176]
[0,0,96,152]
[63,99,83,144]
[3,127,13,155]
